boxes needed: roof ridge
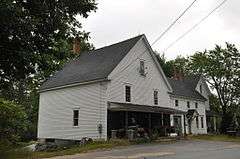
[87,34,144,54]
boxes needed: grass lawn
[188,134,240,143]
[2,139,131,159]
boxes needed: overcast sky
[78,0,239,60]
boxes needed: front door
[174,116,182,135]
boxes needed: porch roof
[108,102,186,114]
[186,109,199,119]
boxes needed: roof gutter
[39,78,110,93]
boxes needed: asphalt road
[47,140,240,159]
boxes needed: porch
[107,102,186,139]
[206,110,220,133]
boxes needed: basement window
[73,109,79,126]
[45,138,55,143]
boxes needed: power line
[111,0,198,77]
[163,0,228,52]
[151,0,198,46]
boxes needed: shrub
[0,98,27,152]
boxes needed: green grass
[2,139,131,159]
[188,134,240,143]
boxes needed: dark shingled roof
[168,76,206,101]
[109,102,186,114]
[40,35,144,91]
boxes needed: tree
[0,0,97,141]
[155,53,174,77]
[155,52,189,78]
[0,0,96,99]
[188,43,240,132]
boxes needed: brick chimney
[72,37,81,54]
[173,67,184,80]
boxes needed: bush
[0,98,27,152]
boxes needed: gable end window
[154,90,158,105]
[175,100,178,107]
[187,101,190,108]
[139,60,145,76]
[73,110,79,126]
[195,102,198,109]
[125,85,131,102]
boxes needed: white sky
[78,0,239,60]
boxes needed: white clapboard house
[38,35,214,142]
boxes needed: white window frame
[153,90,158,105]
[73,109,80,127]
[175,100,179,107]
[139,59,146,76]
[125,85,131,103]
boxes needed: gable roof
[168,75,206,101]
[141,36,173,92]
[40,35,144,91]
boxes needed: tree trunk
[221,105,228,133]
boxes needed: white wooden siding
[170,96,207,134]
[107,38,171,108]
[38,82,108,140]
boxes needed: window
[154,90,158,105]
[201,116,204,128]
[139,60,145,76]
[200,84,202,94]
[187,101,190,108]
[196,116,199,129]
[73,110,79,126]
[195,102,198,109]
[175,100,178,107]
[125,85,131,102]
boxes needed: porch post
[161,112,164,126]
[125,111,128,136]
[148,113,151,129]
[148,113,152,136]
[161,112,166,136]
